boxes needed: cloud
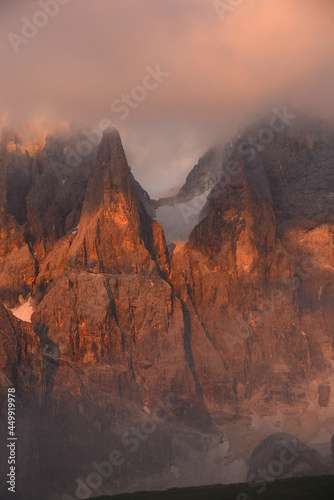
[1,0,333,195]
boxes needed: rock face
[170,118,334,416]
[0,128,94,307]
[24,133,93,263]
[31,130,206,432]
[0,301,40,388]
[0,211,36,307]
[0,132,36,306]
[67,129,169,277]
[0,120,334,499]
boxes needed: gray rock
[247,433,333,483]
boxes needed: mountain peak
[67,128,169,275]
[97,127,123,163]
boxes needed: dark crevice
[24,235,40,284]
[187,291,237,387]
[104,279,126,352]
[181,301,217,431]
[33,322,60,405]
[2,306,22,389]
[181,303,204,400]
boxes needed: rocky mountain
[0,128,95,308]
[0,119,334,500]
[158,146,225,206]
[154,146,229,245]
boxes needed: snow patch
[10,298,34,323]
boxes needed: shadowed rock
[247,433,333,482]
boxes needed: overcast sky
[1,0,334,196]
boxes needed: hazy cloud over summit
[1,0,333,195]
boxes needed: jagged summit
[81,126,133,211]
[97,127,123,161]
[67,126,169,275]
[154,116,334,245]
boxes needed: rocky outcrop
[0,301,40,390]
[171,147,306,414]
[0,129,95,306]
[67,129,169,277]
[247,433,333,482]
[0,212,36,307]
[31,130,210,429]
[0,132,36,306]
[130,170,157,218]
[169,120,334,417]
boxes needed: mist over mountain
[1,1,334,498]
[1,0,334,196]
[0,116,333,499]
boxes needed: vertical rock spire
[68,128,169,276]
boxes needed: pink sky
[1,0,334,196]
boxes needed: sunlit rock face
[0,128,94,308]
[0,120,334,499]
[32,129,192,411]
[0,132,36,306]
[67,128,169,277]
[171,119,334,416]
